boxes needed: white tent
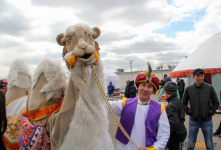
[104,68,120,89]
[170,32,221,106]
[171,32,221,78]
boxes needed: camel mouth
[80,54,92,59]
[77,53,94,62]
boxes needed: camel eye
[65,35,71,44]
[67,39,71,44]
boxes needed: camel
[18,23,113,150]
[53,23,114,150]
[3,59,31,150]
[19,58,67,149]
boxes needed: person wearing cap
[182,68,219,150]
[158,77,180,102]
[107,81,115,98]
[159,74,167,87]
[163,81,187,150]
[106,70,170,150]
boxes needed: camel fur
[53,23,114,150]
[6,59,32,103]
[26,58,67,125]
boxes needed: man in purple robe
[107,70,170,150]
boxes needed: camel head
[56,23,101,68]
[6,59,32,103]
[7,59,32,89]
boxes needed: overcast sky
[0,0,221,78]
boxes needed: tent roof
[104,68,119,88]
[104,68,119,78]
[170,32,221,78]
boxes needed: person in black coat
[0,91,7,150]
[129,80,136,98]
[124,80,131,98]
[177,78,185,100]
[163,81,187,150]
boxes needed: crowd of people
[111,68,220,150]
[1,67,221,150]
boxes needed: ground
[108,94,221,150]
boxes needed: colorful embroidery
[23,101,63,121]
[19,115,50,150]
[2,135,19,150]
[170,68,221,78]
[5,115,20,140]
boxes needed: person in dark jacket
[164,81,187,150]
[177,78,185,100]
[182,68,219,150]
[159,74,167,87]
[0,90,7,150]
[124,80,131,98]
[129,80,136,98]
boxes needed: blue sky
[154,7,207,38]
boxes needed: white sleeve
[153,109,170,150]
[106,100,123,117]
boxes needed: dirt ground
[108,94,221,150]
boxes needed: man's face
[110,83,112,85]
[138,82,154,101]
[126,82,129,85]
[193,73,204,85]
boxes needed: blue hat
[109,81,112,84]
[163,81,178,95]
[165,77,172,83]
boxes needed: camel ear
[56,33,66,46]
[92,27,101,39]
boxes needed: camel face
[57,23,100,63]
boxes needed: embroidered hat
[163,81,178,95]
[135,72,159,91]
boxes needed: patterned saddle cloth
[19,115,50,150]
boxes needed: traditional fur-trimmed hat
[163,81,178,95]
[135,62,159,91]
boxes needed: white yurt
[170,32,221,105]
[104,67,120,89]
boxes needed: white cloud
[0,0,221,78]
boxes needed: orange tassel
[68,55,77,65]
[94,51,99,61]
